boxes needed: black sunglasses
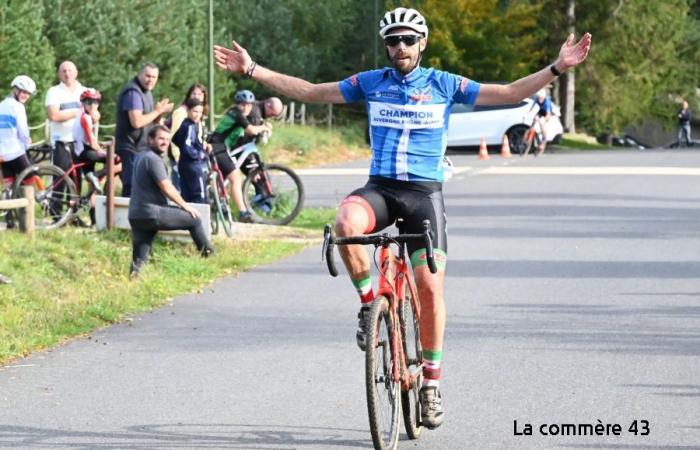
[384,34,421,47]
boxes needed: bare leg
[229,169,246,212]
[335,201,371,280]
[413,266,446,352]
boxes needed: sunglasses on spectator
[384,34,421,47]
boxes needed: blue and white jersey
[0,96,30,162]
[339,66,480,182]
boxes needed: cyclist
[532,88,553,155]
[73,88,113,224]
[214,7,591,429]
[208,90,271,222]
[0,76,36,182]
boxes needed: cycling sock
[422,349,442,388]
[352,276,374,304]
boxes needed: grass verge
[556,132,607,150]
[0,226,311,365]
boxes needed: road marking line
[296,167,473,175]
[479,167,700,176]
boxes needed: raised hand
[557,33,592,70]
[213,41,253,76]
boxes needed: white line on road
[296,167,473,175]
[479,166,700,176]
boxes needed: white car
[446,97,564,153]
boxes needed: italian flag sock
[422,349,442,388]
[352,276,374,304]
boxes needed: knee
[335,207,368,237]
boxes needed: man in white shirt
[45,61,85,211]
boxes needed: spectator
[128,125,213,277]
[677,100,692,148]
[172,98,210,204]
[115,63,173,197]
[0,76,36,183]
[208,90,271,222]
[168,83,209,188]
[45,61,85,214]
[72,88,122,225]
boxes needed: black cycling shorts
[212,143,235,178]
[1,154,31,180]
[343,176,447,257]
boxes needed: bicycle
[10,145,116,230]
[322,219,438,450]
[520,116,545,157]
[206,152,235,238]
[228,141,305,226]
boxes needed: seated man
[128,125,214,277]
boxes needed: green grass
[292,207,337,230]
[0,225,320,365]
[556,135,607,150]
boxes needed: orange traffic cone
[500,134,512,158]
[478,137,490,160]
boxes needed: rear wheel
[12,164,79,230]
[242,163,304,225]
[400,294,423,440]
[215,175,234,237]
[366,296,400,450]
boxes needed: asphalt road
[1,149,699,449]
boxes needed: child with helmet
[0,75,37,180]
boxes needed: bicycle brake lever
[322,224,338,277]
[422,220,438,274]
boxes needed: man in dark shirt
[677,100,693,148]
[115,63,174,197]
[128,124,213,277]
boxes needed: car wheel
[507,125,529,156]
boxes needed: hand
[91,109,101,122]
[213,41,253,76]
[555,32,592,72]
[206,143,212,153]
[183,204,199,219]
[156,98,174,115]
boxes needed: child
[172,98,210,204]
[73,88,121,224]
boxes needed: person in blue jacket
[172,98,210,204]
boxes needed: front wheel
[506,125,529,157]
[12,163,79,230]
[399,294,423,440]
[366,296,401,450]
[242,163,304,225]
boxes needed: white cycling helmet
[11,75,36,95]
[379,7,428,38]
[536,89,547,98]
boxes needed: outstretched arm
[476,33,592,105]
[214,41,346,104]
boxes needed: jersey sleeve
[450,74,480,105]
[338,73,366,103]
[81,114,95,145]
[146,154,169,183]
[121,90,144,111]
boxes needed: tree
[0,0,55,131]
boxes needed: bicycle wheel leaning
[242,163,304,226]
[12,163,78,230]
[366,295,401,450]
[210,173,234,238]
[399,292,423,440]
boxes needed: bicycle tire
[12,163,79,230]
[366,296,401,450]
[216,175,234,237]
[209,181,221,236]
[522,128,535,157]
[399,293,423,440]
[242,163,304,226]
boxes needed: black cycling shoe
[356,306,371,351]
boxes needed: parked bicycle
[206,151,234,237]
[228,141,304,226]
[322,219,438,450]
[10,144,116,230]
